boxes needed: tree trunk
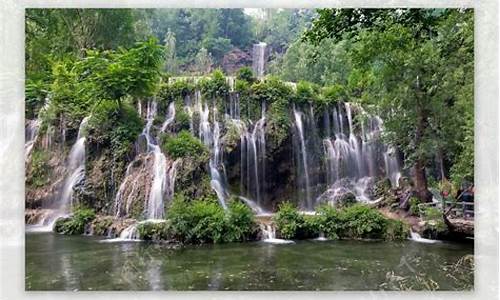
[413,83,431,202]
[414,158,431,202]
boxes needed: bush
[167,195,256,244]
[137,220,174,241]
[273,202,304,239]
[168,195,225,243]
[236,67,255,83]
[314,205,342,239]
[199,69,229,100]
[384,219,409,241]
[422,207,446,232]
[91,216,114,236]
[162,130,208,160]
[174,109,191,132]
[27,149,50,188]
[88,100,143,158]
[340,204,388,239]
[408,197,421,216]
[224,200,257,242]
[294,81,319,105]
[54,207,96,235]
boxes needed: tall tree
[302,9,473,200]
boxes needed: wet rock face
[317,178,375,208]
[87,216,136,238]
[113,153,155,219]
[25,146,67,209]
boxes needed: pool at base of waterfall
[25,232,473,291]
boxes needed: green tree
[301,9,473,201]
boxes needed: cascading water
[293,106,312,210]
[113,100,178,220]
[27,117,89,231]
[161,102,176,132]
[320,102,402,206]
[252,42,267,78]
[25,119,40,160]
[240,102,266,207]
[192,91,229,209]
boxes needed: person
[457,184,474,218]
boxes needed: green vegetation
[274,203,409,241]
[54,207,96,235]
[137,221,174,241]
[162,130,208,160]
[26,149,50,188]
[168,196,256,244]
[299,9,473,199]
[273,202,304,239]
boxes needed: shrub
[339,204,388,239]
[199,69,229,99]
[162,130,208,160]
[137,220,174,241]
[224,200,256,242]
[422,207,446,232]
[236,67,256,83]
[27,149,50,188]
[168,195,226,243]
[314,204,342,239]
[273,202,304,239]
[91,216,114,236]
[174,109,191,132]
[408,197,421,216]
[384,219,409,241]
[88,100,143,159]
[301,215,321,238]
[294,81,319,105]
[54,207,96,235]
[321,84,346,104]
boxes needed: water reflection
[26,233,473,291]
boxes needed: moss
[27,149,50,188]
[92,216,114,236]
[54,207,96,235]
[137,220,174,241]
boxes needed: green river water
[25,232,473,291]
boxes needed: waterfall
[320,102,402,206]
[239,102,266,207]
[293,106,312,210]
[25,119,40,160]
[252,42,267,78]
[409,230,439,244]
[194,91,228,209]
[113,100,178,220]
[59,116,89,212]
[258,222,294,244]
[27,117,89,232]
[161,102,176,132]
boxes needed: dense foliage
[293,8,474,198]
[162,130,208,160]
[274,203,408,241]
[54,207,96,235]
[167,196,256,243]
